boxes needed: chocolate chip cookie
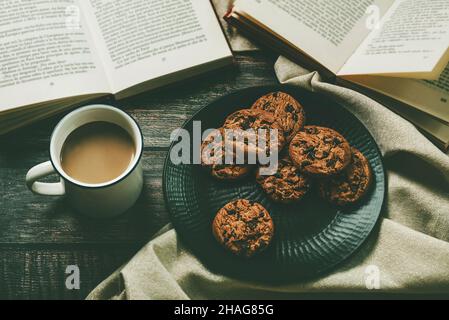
[289,126,351,176]
[223,109,286,158]
[256,156,311,203]
[201,128,251,180]
[319,148,372,206]
[212,199,274,258]
[251,92,306,142]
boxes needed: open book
[0,0,233,134]
[226,0,449,150]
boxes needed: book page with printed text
[0,0,110,113]
[80,0,233,95]
[339,0,449,79]
[233,0,394,74]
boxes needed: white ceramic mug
[26,105,144,218]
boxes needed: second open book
[226,0,449,149]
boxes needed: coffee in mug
[61,121,135,184]
[26,105,144,218]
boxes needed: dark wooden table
[0,52,280,299]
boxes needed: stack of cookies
[203,92,373,258]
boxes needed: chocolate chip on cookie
[252,92,306,142]
[201,128,251,180]
[289,126,351,176]
[256,156,311,203]
[210,164,251,181]
[319,148,372,206]
[212,199,274,258]
[223,109,286,160]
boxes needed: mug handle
[26,161,65,196]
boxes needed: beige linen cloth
[87,2,449,300]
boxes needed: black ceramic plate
[163,85,385,282]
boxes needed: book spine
[224,11,335,81]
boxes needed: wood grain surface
[0,52,279,299]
